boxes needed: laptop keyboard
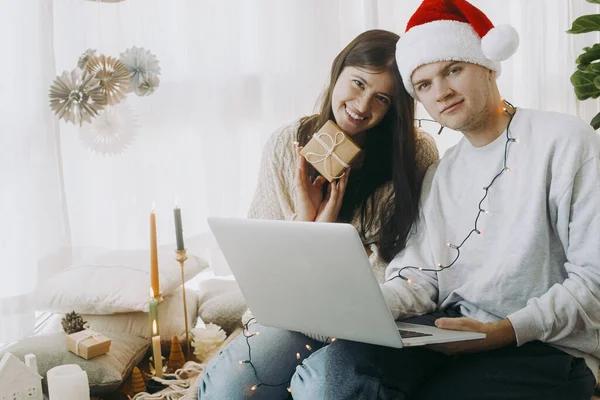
[398,329,433,339]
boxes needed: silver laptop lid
[207,217,403,348]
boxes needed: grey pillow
[1,330,148,395]
[197,277,247,334]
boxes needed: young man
[289,1,600,399]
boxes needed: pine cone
[61,311,87,334]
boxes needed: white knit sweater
[243,119,439,340]
[247,119,439,282]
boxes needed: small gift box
[66,329,111,360]
[300,120,361,182]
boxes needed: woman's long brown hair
[296,29,419,262]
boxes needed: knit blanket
[129,328,242,400]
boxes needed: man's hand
[426,317,516,355]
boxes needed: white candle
[152,319,163,378]
[47,364,90,400]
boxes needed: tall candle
[174,204,185,251]
[149,298,159,335]
[150,205,159,298]
[151,319,163,378]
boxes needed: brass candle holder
[151,290,164,303]
[175,249,192,360]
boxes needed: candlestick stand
[175,249,192,360]
[151,288,164,303]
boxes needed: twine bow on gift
[304,131,350,179]
[75,328,103,355]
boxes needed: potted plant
[568,0,600,128]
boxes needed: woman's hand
[315,168,350,223]
[294,146,327,221]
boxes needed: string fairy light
[416,117,444,135]
[239,318,333,394]
[390,99,518,282]
[238,100,517,394]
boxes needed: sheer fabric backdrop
[1,0,598,342]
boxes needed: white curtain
[0,1,71,343]
[1,0,598,343]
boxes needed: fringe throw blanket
[130,328,242,400]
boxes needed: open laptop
[207,217,485,348]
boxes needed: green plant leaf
[576,43,600,65]
[571,69,600,100]
[578,61,600,73]
[587,0,600,4]
[567,14,600,34]
[591,112,600,130]
[588,62,600,74]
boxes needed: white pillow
[196,274,247,334]
[35,246,208,314]
[40,288,200,353]
[84,287,199,340]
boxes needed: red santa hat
[396,0,519,97]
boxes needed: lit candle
[148,297,159,336]
[151,319,163,378]
[150,203,159,298]
[173,200,185,251]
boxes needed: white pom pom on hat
[395,0,519,97]
[482,24,520,61]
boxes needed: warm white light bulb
[251,385,258,391]
[296,353,301,360]
[505,167,511,173]
[305,344,312,351]
[408,279,414,284]
[287,387,292,393]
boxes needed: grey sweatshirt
[381,108,600,379]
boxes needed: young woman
[198,29,439,399]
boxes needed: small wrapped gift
[300,120,361,182]
[66,329,111,360]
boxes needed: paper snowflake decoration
[119,46,161,95]
[49,68,107,126]
[79,102,138,155]
[135,74,160,96]
[86,54,131,105]
[77,48,97,69]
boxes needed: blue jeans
[199,322,324,399]
[198,317,596,400]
